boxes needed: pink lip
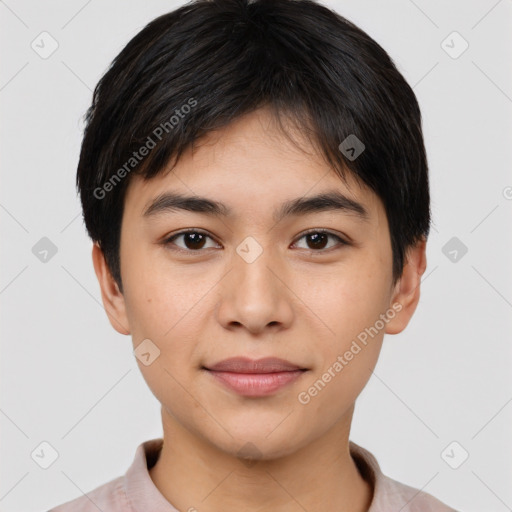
[207,370,306,396]
[203,357,308,397]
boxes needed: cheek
[122,247,204,339]
[321,258,391,340]
[122,253,209,366]
[126,280,202,417]
[308,256,390,386]
[299,278,386,419]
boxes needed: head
[81,0,429,459]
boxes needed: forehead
[123,108,384,225]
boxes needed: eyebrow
[142,190,370,223]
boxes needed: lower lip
[206,369,306,397]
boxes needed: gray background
[1,1,511,511]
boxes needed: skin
[92,107,427,512]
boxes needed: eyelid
[293,228,349,245]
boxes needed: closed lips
[204,356,308,373]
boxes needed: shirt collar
[124,438,179,511]
[124,438,380,511]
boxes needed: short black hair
[77,0,430,294]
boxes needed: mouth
[202,357,309,397]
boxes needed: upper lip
[204,357,307,373]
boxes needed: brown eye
[305,232,329,250]
[293,230,348,252]
[162,229,348,255]
[164,230,218,252]
[180,232,207,250]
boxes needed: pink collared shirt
[49,438,459,511]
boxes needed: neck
[149,406,373,512]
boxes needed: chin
[207,423,307,462]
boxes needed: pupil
[185,233,205,249]
[309,233,327,249]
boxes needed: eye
[163,229,220,252]
[162,228,349,254]
[292,229,349,252]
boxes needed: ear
[385,237,427,335]
[91,243,131,335]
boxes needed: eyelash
[162,228,349,254]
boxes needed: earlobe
[91,243,131,335]
[385,237,427,335]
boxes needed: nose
[215,241,294,335]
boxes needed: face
[94,107,425,460]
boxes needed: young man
[50,0,459,510]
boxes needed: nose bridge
[215,234,294,332]
[233,234,278,295]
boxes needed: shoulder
[48,476,133,512]
[349,441,460,512]
[377,473,459,511]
